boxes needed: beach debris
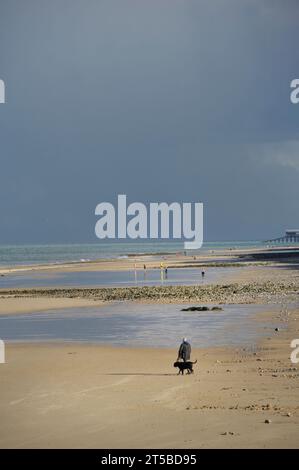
[1,279,298,303]
[245,404,280,411]
[181,306,209,312]
[181,305,223,312]
[275,328,279,332]
[264,419,271,424]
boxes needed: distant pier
[266,229,299,244]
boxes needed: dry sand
[0,297,103,316]
[0,306,298,449]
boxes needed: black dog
[173,360,197,375]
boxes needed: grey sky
[0,0,298,243]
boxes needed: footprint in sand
[75,376,133,395]
[152,382,194,405]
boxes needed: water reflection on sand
[0,302,276,348]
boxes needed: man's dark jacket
[178,341,191,361]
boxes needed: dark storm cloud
[0,0,298,242]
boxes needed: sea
[0,241,264,267]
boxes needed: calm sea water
[0,302,277,348]
[0,267,238,289]
[0,241,263,266]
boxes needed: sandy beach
[0,297,105,315]
[0,249,298,448]
[0,305,298,449]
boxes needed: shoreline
[1,244,299,276]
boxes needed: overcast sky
[0,0,298,243]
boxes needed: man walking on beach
[177,338,191,362]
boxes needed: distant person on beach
[201,270,205,278]
[177,338,191,362]
[143,264,146,270]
